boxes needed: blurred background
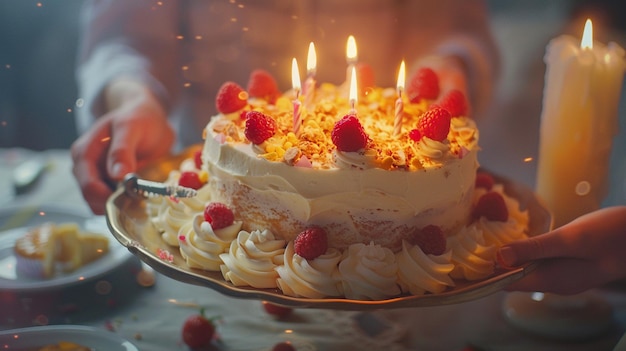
[0,0,624,203]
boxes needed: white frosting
[151,178,212,247]
[396,240,455,295]
[447,225,496,281]
[204,116,479,250]
[473,185,529,247]
[276,241,343,298]
[338,242,401,300]
[219,229,285,288]
[413,137,450,161]
[152,197,193,246]
[178,213,242,271]
[476,217,528,247]
[333,148,379,169]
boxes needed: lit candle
[345,35,358,86]
[291,57,303,136]
[536,19,625,227]
[349,66,358,115]
[394,60,406,137]
[304,42,317,110]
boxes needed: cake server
[123,173,197,198]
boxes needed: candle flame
[581,18,593,49]
[307,42,317,74]
[291,57,301,92]
[396,60,406,92]
[346,35,357,63]
[349,66,358,107]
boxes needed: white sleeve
[74,0,182,133]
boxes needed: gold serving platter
[105,148,552,311]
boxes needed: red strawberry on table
[262,301,293,318]
[331,115,369,152]
[244,111,277,144]
[215,81,248,114]
[247,69,280,103]
[473,191,509,222]
[181,310,216,349]
[411,225,447,255]
[417,107,451,142]
[294,226,328,260]
[203,202,235,230]
[272,342,296,351]
[407,67,440,103]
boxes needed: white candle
[304,42,317,110]
[536,19,625,227]
[394,60,406,137]
[291,58,303,136]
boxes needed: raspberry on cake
[407,67,440,103]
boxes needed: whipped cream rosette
[472,183,529,247]
[338,242,401,300]
[447,225,497,281]
[476,217,528,247]
[474,184,530,228]
[219,229,285,289]
[412,137,451,163]
[178,213,242,271]
[396,240,455,295]
[151,177,211,246]
[152,197,192,246]
[145,169,182,217]
[276,241,343,298]
[332,149,379,170]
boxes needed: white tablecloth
[1,148,625,351]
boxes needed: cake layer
[204,116,479,252]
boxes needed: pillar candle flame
[581,19,593,49]
[291,58,302,135]
[393,60,406,137]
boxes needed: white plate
[0,325,139,350]
[0,204,134,292]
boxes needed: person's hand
[71,79,175,214]
[497,206,626,294]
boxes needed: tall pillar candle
[536,19,625,228]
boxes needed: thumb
[496,229,568,268]
[106,128,139,182]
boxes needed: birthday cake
[148,68,530,300]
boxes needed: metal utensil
[122,173,197,198]
[13,159,49,195]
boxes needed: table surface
[1,148,626,351]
